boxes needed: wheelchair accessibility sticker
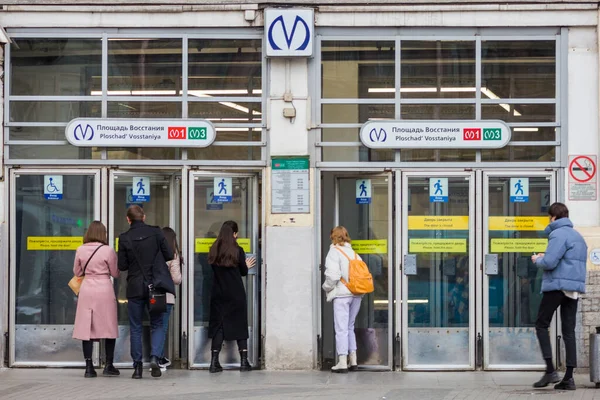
[44,175,63,200]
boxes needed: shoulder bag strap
[125,233,153,288]
[334,246,353,261]
[82,244,105,276]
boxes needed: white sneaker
[331,355,348,374]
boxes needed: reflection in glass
[322,41,395,99]
[188,39,262,98]
[482,41,556,99]
[482,104,555,123]
[482,146,555,162]
[107,148,179,160]
[108,39,182,96]
[10,39,102,96]
[336,177,389,366]
[189,102,261,123]
[322,104,394,124]
[510,127,556,142]
[401,41,476,99]
[188,146,261,161]
[321,143,395,163]
[9,145,100,160]
[107,102,181,119]
[10,102,101,123]
[15,175,95,325]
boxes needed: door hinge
[476,332,483,368]
[4,332,9,366]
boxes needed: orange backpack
[334,247,375,295]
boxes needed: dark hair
[549,202,569,220]
[162,227,184,267]
[127,205,145,222]
[208,221,239,267]
[83,221,108,245]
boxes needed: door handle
[403,254,417,275]
[484,254,499,275]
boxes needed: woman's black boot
[240,350,252,372]
[103,357,120,376]
[131,361,143,379]
[209,350,223,373]
[84,359,97,378]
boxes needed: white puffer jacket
[322,242,362,302]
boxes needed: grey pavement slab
[1,369,600,399]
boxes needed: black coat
[208,246,249,341]
[118,221,174,299]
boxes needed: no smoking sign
[569,155,597,201]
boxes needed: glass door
[400,171,475,370]
[188,172,259,368]
[10,169,101,366]
[108,170,181,367]
[322,174,393,370]
[483,171,556,370]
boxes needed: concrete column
[264,58,315,369]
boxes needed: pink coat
[72,242,120,341]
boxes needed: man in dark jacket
[118,205,173,379]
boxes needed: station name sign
[65,118,216,148]
[360,120,511,149]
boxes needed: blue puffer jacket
[535,218,587,293]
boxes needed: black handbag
[126,234,167,315]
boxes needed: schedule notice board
[271,158,310,214]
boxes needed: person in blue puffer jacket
[531,202,587,391]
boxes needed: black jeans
[82,339,116,360]
[535,290,578,368]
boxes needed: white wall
[567,27,599,226]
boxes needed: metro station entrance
[320,169,558,371]
[8,167,262,368]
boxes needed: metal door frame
[187,170,260,369]
[399,170,476,371]
[9,168,102,367]
[107,168,182,367]
[481,169,558,370]
[332,172,394,371]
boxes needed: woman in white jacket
[322,226,363,373]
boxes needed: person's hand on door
[246,256,257,269]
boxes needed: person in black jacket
[118,205,174,379]
[207,220,256,373]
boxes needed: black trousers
[535,290,578,368]
[211,324,248,352]
[82,339,116,360]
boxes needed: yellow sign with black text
[409,239,467,253]
[27,236,83,251]
[490,238,548,253]
[195,238,251,253]
[488,216,549,231]
[408,216,469,230]
[352,240,387,254]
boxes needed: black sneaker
[533,371,561,388]
[554,378,576,391]
[158,357,171,368]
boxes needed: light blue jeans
[160,304,174,358]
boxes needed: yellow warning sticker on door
[409,239,467,253]
[27,236,83,250]
[488,216,549,231]
[408,216,469,230]
[352,240,387,254]
[490,238,548,253]
[195,238,251,253]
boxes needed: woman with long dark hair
[207,220,256,373]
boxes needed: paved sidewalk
[1,368,600,399]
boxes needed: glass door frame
[481,169,558,370]
[107,168,182,368]
[398,170,476,371]
[187,170,260,369]
[9,168,102,367]
[332,172,394,371]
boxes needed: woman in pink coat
[72,221,120,378]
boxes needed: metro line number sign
[360,120,511,149]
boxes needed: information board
[271,157,310,214]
